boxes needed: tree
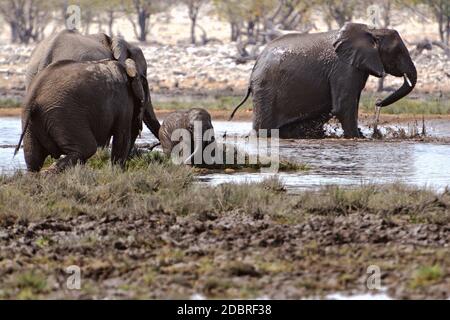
[419,0,450,45]
[0,0,55,44]
[180,0,207,45]
[104,0,123,36]
[122,0,174,42]
[367,0,394,92]
[320,0,359,28]
[212,0,244,41]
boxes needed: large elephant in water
[230,23,417,138]
[16,59,148,172]
[26,29,160,139]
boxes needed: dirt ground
[0,162,449,300]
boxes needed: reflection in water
[1,117,450,191]
[202,121,450,192]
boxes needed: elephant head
[123,58,147,125]
[333,23,417,108]
[183,108,215,165]
[110,36,161,137]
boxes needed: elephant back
[26,30,113,90]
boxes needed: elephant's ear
[125,59,145,104]
[111,36,148,78]
[333,23,385,78]
[111,36,129,63]
[125,58,148,127]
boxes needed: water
[1,117,450,192]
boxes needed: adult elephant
[26,29,160,139]
[16,58,149,172]
[230,23,417,138]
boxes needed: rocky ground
[0,156,449,300]
[0,40,448,102]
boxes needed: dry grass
[1,151,448,224]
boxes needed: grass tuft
[410,265,443,289]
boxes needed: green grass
[0,98,21,109]
[1,153,449,224]
[360,94,450,115]
[410,265,443,289]
[154,95,243,111]
[13,271,48,299]
[43,147,308,173]
[3,94,449,115]
[153,94,450,115]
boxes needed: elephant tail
[229,87,252,121]
[14,108,31,157]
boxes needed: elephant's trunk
[142,78,161,139]
[377,65,417,108]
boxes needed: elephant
[15,58,149,172]
[26,29,160,139]
[159,108,215,165]
[230,23,417,139]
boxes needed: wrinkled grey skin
[16,60,149,172]
[159,108,215,164]
[26,29,160,139]
[230,23,417,138]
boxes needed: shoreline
[1,107,449,123]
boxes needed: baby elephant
[15,58,152,172]
[159,108,215,165]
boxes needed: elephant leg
[252,86,276,132]
[47,133,97,173]
[128,117,142,158]
[111,128,131,168]
[23,130,49,172]
[330,71,367,139]
[331,92,361,138]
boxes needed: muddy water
[1,117,450,191]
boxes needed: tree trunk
[9,22,19,43]
[108,11,114,36]
[138,10,148,42]
[190,16,197,45]
[231,22,239,42]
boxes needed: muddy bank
[0,162,449,300]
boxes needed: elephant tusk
[404,73,413,87]
[184,143,201,165]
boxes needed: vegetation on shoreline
[0,98,21,109]
[360,94,450,115]
[1,94,449,118]
[153,94,450,116]
[1,160,448,223]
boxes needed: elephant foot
[344,128,366,139]
[42,163,61,175]
[279,119,327,139]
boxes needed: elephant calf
[15,59,151,172]
[159,108,215,165]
